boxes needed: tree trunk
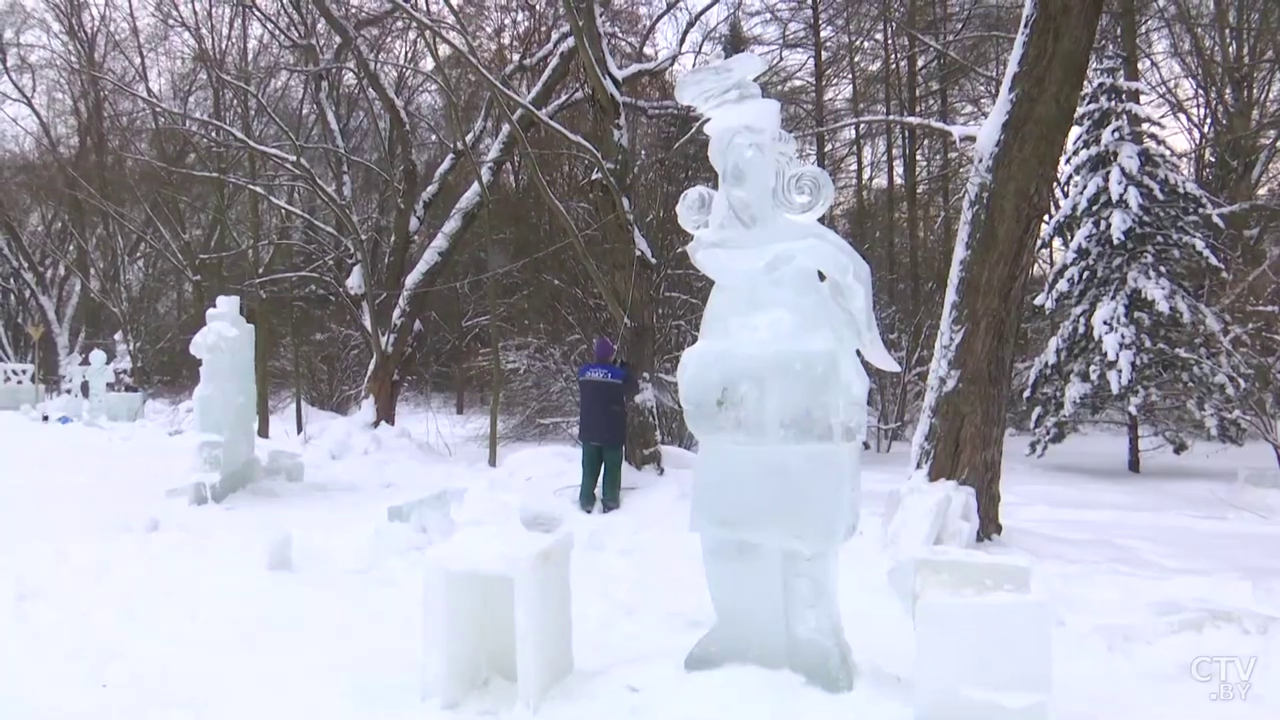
[566,0,663,472]
[454,285,466,415]
[1119,4,1147,488]
[935,0,956,291]
[620,269,660,471]
[809,0,828,172]
[241,4,267,443]
[247,301,270,440]
[486,220,502,468]
[912,0,1105,541]
[1118,0,1141,92]
[369,352,400,425]
[904,0,923,315]
[487,344,501,468]
[1126,412,1141,473]
[848,2,866,238]
[291,299,303,436]
[454,355,466,416]
[881,6,898,306]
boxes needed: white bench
[422,525,574,712]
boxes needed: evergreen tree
[722,13,749,58]
[1024,52,1246,471]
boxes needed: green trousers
[580,443,624,510]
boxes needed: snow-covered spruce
[1024,52,1246,459]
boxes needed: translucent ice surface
[189,296,258,491]
[915,593,1051,720]
[422,527,574,711]
[672,53,899,692]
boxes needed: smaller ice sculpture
[0,362,36,411]
[49,352,87,418]
[266,531,293,572]
[189,296,258,502]
[882,479,979,556]
[673,52,900,692]
[61,352,85,395]
[84,349,112,422]
[112,330,134,387]
[388,488,466,543]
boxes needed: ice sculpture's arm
[766,228,901,373]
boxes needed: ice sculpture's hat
[675,53,780,136]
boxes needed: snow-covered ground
[1,402,1277,719]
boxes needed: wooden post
[26,323,44,407]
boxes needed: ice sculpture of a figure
[673,53,900,693]
[84,349,112,421]
[189,296,258,500]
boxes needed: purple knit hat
[594,336,615,362]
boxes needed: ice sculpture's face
[711,128,777,230]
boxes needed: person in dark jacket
[577,336,634,513]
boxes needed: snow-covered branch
[383,30,581,353]
[807,115,981,146]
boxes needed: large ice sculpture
[673,52,900,692]
[189,296,258,503]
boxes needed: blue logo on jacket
[580,363,626,383]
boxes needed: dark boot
[579,443,604,513]
[600,445,624,512]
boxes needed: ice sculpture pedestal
[908,550,1050,720]
[422,526,574,711]
[888,547,1031,619]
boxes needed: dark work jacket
[577,362,633,447]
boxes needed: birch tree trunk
[911,0,1106,541]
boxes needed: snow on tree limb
[397,0,659,262]
[383,37,580,352]
[562,0,653,262]
[807,115,981,146]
